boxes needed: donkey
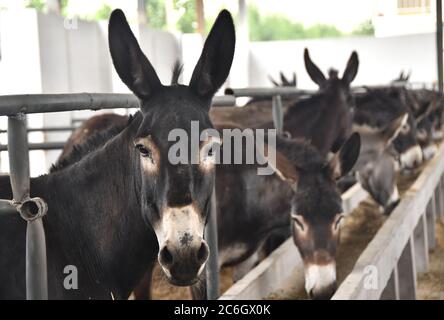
[55,116,361,300]
[59,113,128,160]
[352,110,408,214]
[282,49,359,157]
[357,87,423,172]
[213,129,361,300]
[0,8,235,299]
[211,128,360,300]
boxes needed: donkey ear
[382,113,408,144]
[189,10,235,102]
[291,72,297,87]
[328,133,361,180]
[342,51,359,85]
[304,48,326,87]
[108,9,162,102]
[268,75,280,87]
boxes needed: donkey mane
[50,113,137,172]
[171,61,184,85]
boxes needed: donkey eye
[136,144,152,159]
[291,214,305,231]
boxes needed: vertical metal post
[205,186,219,300]
[8,114,48,300]
[437,0,443,93]
[272,95,284,134]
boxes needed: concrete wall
[249,33,437,90]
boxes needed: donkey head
[108,9,235,286]
[304,48,359,109]
[269,133,361,299]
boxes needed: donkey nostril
[197,242,209,264]
[160,246,174,266]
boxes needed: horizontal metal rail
[0,93,235,116]
[0,142,66,151]
[0,126,76,133]
[224,82,435,98]
[332,142,444,300]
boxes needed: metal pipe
[0,94,235,116]
[0,199,16,216]
[272,95,283,133]
[0,142,67,152]
[8,114,48,300]
[224,83,418,99]
[437,0,443,93]
[205,186,219,300]
[0,126,76,133]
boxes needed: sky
[0,0,377,32]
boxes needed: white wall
[249,33,437,90]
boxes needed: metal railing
[332,143,444,300]
[0,93,235,300]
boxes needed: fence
[332,142,444,300]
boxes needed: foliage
[174,0,197,33]
[25,0,45,11]
[249,6,343,41]
[89,3,112,21]
[351,19,375,36]
[146,0,167,29]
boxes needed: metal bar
[272,95,283,134]
[0,142,66,152]
[224,83,414,99]
[225,87,312,98]
[397,237,417,300]
[0,126,76,133]
[205,186,219,300]
[413,213,429,273]
[0,199,16,216]
[437,0,443,93]
[0,94,235,116]
[8,114,48,300]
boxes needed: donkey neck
[37,123,156,299]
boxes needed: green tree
[146,0,167,29]
[249,6,342,41]
[90,3,112,21]
[352,19,374,36]
[174,0,196,33]
[26,0,45,11]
